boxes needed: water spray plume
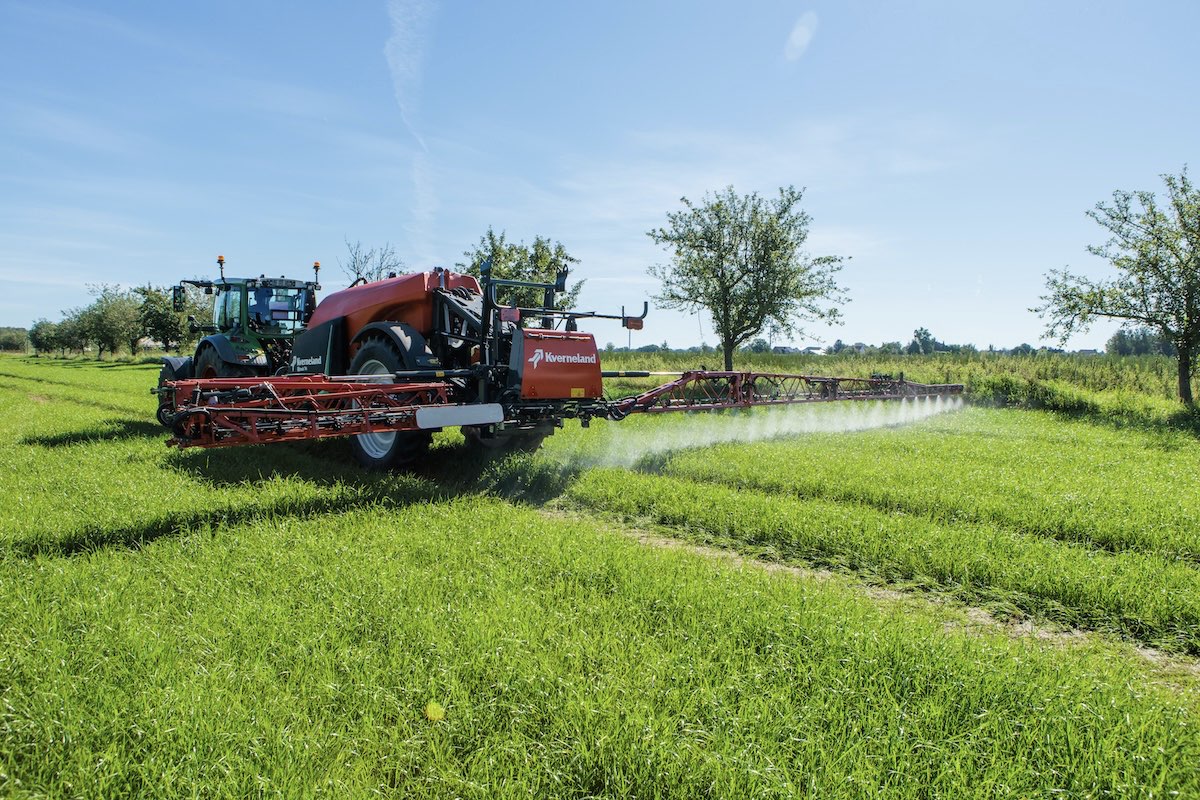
[556,396,965,469]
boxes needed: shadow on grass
[6,479,448,560]
[95,360,163,370]
[5,439,592,561]
[168,437,590,505]
[20,419,165,448]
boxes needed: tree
[908,327,935,355]
[29,319,59,356]
[135,286,186,352]
[1106,326,1176,356]
[339,239,406,284]
[1035,168,1200,403]
[0,327,27,352]
[648,186,846,370]
[459,227,583,314]
[56,312,90,356]
[81,285,142,359]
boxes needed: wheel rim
[355,357,395,460]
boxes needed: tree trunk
[722,340,735,371]
[1179,350,1194,405]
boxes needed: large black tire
[195,345,254,379]
[348,337,432,470]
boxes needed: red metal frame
[163,375,449,449]
[161,371,963,450]
[613,371,962,415]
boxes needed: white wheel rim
[355,357,395,459]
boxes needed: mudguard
[289,317,346,375]
[351,322,441,370]
[199,335,241,367]
[196,334,262,367]
[158,356,194,382]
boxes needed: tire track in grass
[0,375,154,416]
[651,425,1200,564]
[566,469,1200,655]
[659,463,1200,564]
[538,508,1200,689]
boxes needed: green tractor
[155,256,321,425]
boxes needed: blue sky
[2,1,1197,351]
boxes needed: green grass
[567,468,1200,653]
[2,355,1200,797]
[654,408,1200,561]
[4,502,1198,797]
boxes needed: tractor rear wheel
[348,337,432,470]
[195,346,254,379]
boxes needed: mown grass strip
[1,500,1197,798]
[654,407,1200,562]
[568,469,1200,654]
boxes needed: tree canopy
[1106,326,1176,357]
[647,186,846,370]
[1035,168,1200,403]
[459,228,582,314]
[29,319,59,355]
[907,327,936,355]
[135,286,186,352]
[0,326,28,352]
[30,284,201,359]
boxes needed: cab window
[217,288,243,329]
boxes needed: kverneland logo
[528,348,597,369]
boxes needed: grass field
[2,355,1199,798]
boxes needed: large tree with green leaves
[459,228,582,314]
[29,319,59,356]
[1035,168,1200,404]
[55,312,90,356]
[134,286,186,352]
[81,285,142,359]
[648,186,846,370]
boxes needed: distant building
[1075,348,1102,356]
[772,346,798,354]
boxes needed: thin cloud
[3,100,152,157]
[784,11,818,61]
[386,0,435,152]
[385,0,440,264]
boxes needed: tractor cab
[173,276,317,339]
[156,258,322,423]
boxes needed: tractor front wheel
[348,338,432,470]
[195,346,254,379]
